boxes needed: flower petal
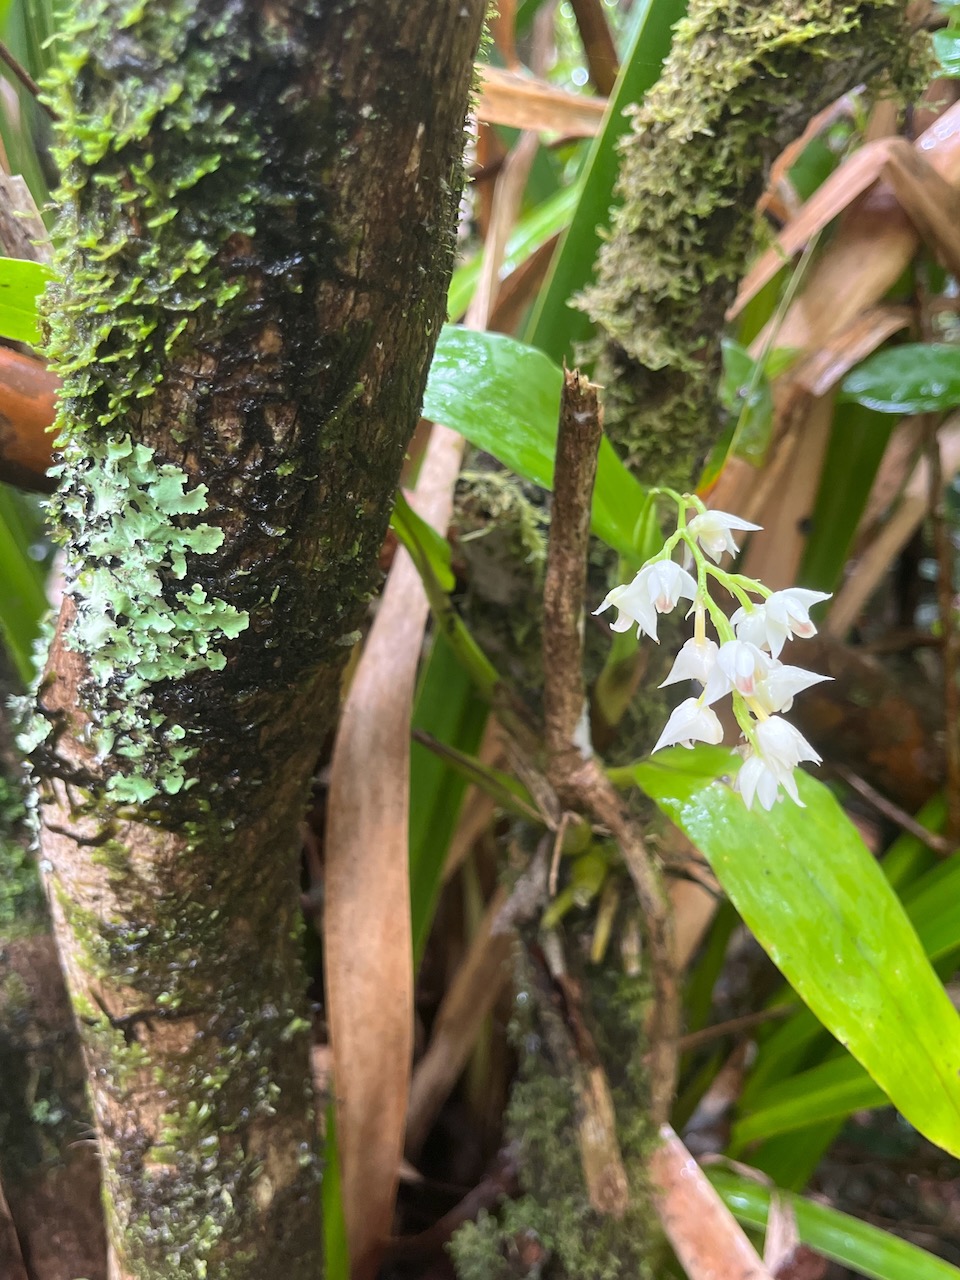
[659,636,719,688]
[652,697,724,752]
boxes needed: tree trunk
[25,2,485,1276]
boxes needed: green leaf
[800,401,895,594]
[732,1054,885,1148]
[447,184,579,322]
[525,0,688,364]
[934,28,960,78]
[390,491,455,592]
[626,745,960,1157]
[321,1104,350,1280]
[0,488,49,685]
[710,1169,960,1280]
[409,633,488,965]
[423,326,646,559]
[0,256,52,346]
[841,344,960,414]
[719,338,799,467]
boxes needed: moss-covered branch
[581,0,920,489]
[25,2,485,1276]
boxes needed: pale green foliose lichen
[54,435,248,800]
[34,0,262,805]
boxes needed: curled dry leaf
[651,1125,776,1280]
[324,425,465,1280]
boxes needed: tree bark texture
[26,2,485,1276]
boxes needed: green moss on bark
[581,0,922,488]
[451,941,662,1280]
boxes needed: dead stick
[542,369,680,1123]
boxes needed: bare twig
[675,1005,795,1055]
[831,763,955,856]
[542,370,679,1123]
[0,40,56,119]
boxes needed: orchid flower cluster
[595,492,831,811]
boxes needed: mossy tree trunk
[581,0,918,488]
[25,2,485,1276]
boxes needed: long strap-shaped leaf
[627,744,960,1158]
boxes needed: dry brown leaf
[792,304,912,398]
[883,142,960,278]
[569,0,619,97]
[324,424,465,1280]
[405,887,515,1155]
[651,1125,776,1280]
[477,64,606,136]
[827,413,960,637]
[737,394,835,591]
[731,100,960,326]
[764,1193,828,1280]
[488,0,520,69]
[759,89,863,223]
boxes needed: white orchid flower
[731,587,831,658]
[752,663,832,715]
[652,697,724,752]
[687,509,761,563]
[736,752,796,810]
[736,717,821,809]
[594,560,697,643]
[660,635,719,688]
[703,638,771,702]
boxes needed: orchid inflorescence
[594,491,831,811]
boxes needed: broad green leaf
[841,344,960,414]
[525,0,687,364]
[710,1169,960,1280]
[423,326,647,559]
[0,256,52,346]
[626,745,960,1157]
[732,1054,885,1148]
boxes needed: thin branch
[831,762,954,857]
[0,41,56,119]
[542,369,679,1123]
[569,0,619,97]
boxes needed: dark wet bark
[27,2,485,1275]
